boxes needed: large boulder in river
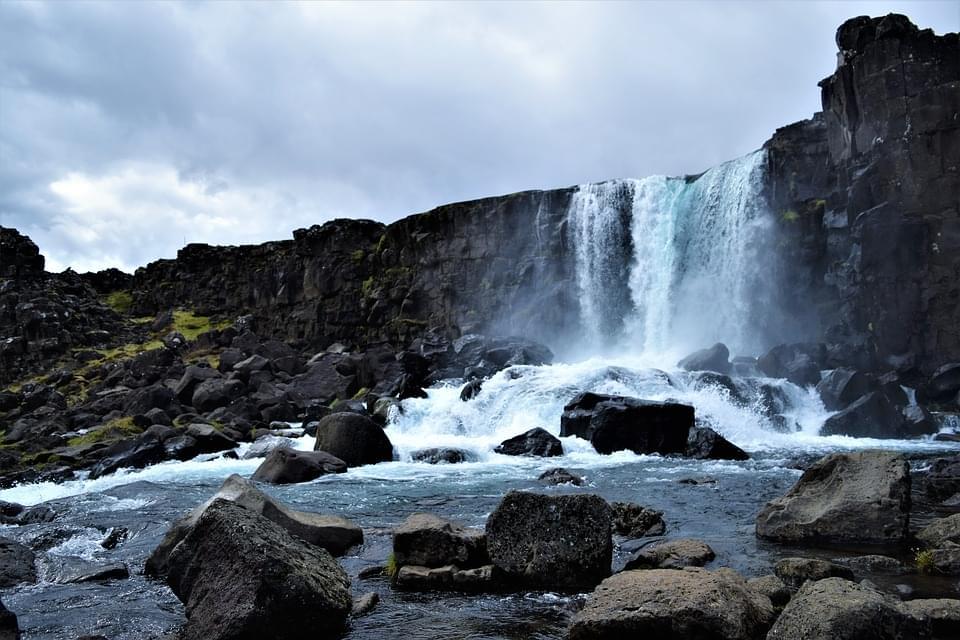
[757,343,826,387]
[146,474,362,578]
[820,391,922,438]
[686,425,749,460]
[393,513,488,569]
[766,577,924,640]
[678,343,731,374]
[312,412,393,466]
[568,567,775,640]
[756,451,910,545]
[494,427,562,457]
[815,368,877,411]
[560,392,693,455]
[251,448,347,484]
[164,499,352,640]
[623,538,715,570]
[486,491,611,590]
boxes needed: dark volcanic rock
[560,392,693,455]
[162,499,352,640]
[312,412,393,466]
[773,557,855,588]
[927,363,960,402]
[756,451,910,544]
[411,447,472,464]
[538,467,584,486]
[757,343,825,387]
[393,513,488,569]
[610,502,665,538]
[0,537,36,588]
[816,368,877,410]
[678,342,731,374]
[494,427,562,457]
[486,491,612,590]
[927,455,960,501]
[0,597,19,640]
[820,391,927,438]
[623,538,716,570]
[251,448,347,484]
[686,425,749,460]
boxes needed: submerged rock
[251,448,347,484]
[568,567,775,640]
[756,451,910,545]
[609,502,665,538]
[494,427,562,457]
[486,491,611,590]
[622,538,715,570]
[773,557,855,589]
[560,392,693,456]
[411,447,472,464]
[393,513,488,569]
[686,425,749,460]
[313,412,393,466]
[163,499,352,640]
[538,467,584,486]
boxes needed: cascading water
[568,150,773,357]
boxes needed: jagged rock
[393,513,488,569]
[411,447,472,464]
[774,557,855,588]
[816,368,877,410]
[686,425,749,460]
[568,567,775,640]
[767,577,924,640]
[756,451,910,544]
[494,427,562,457]
[623,538,715,570]
[560,392,693,455]
[0,537,36,587]
[747,574,792,607]
[162,499,352,640]
[146,474,362,578]
[0,597,20,640]
[610,502,665,538]
[758,343,825,387]
[678,343,731,374]
[312,412,393,466]
[486,491,611,590]
[538,467,584,486]
[251,448,347,484]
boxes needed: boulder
[757,343,825,387]
[163,499,352,640]
[686,425,749,460]
[313,412,393,466]
[459,379,483,401]
[568,567,775,640]
[766,577,925,640]
[191,378,245,412]
[926,455,960,501]
[394,564,500,592]
[351,592,379,618]
[816,368,877,411]
[623,538,715,570]
[51,558,130,584]
[756,451,910,545]
[88,434,167,479]
[393,513,488,569]
[916,513,960,548]
[411,447,472,464]
[900,599,960,639]
[0,537,36,588]
[560,392,693,455]
[146,474,362,578]
[242,434,296,460]
[678,343,731,374]
[0,598,19,640]
[538,467,584,486]
[821,391,923,438]
[494,427,563,457]
[610,502,665,538]
[926,363,960,402]
[747,574,792,607]
[486,491,612,590]
[184,423,237,453]
[773,557,855,588]
[251,449,347,484]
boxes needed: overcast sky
[1,1,957,273]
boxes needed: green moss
[351,249,366,263]
[171,310,230,341]
[361,276,376,297]
[813,199,827,210]
[385,552,399,578]
[104,291,133,314]
[67,416,142,446]
[375,233,388,255]
[352,387,370,401]
[781,209,799,223]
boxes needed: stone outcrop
[756,451,911,545]
[312,412,393,466]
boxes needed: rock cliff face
[766,14,959,374]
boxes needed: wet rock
[486,491,612,590]
[926,363,960,403]
[821,391,922,438]
[609,502,665,538]
[313,412,393,466]
[0,597,19,640]
[835,554,903,574]
[900,598,960,639]
[251,448,347,484]
[89,435,167,479]
[351,592,379,618]
[51,557,130,583]
[757,343,825,387]
[767,577,924,640]
[146,474,362,578]
[163,499,352,640]
[816,368,877,410]
[916,513,960,548]
[411,447,472,464]
[183,423,237,453]
[0,537,36,587]
[538,467,584,486]
[678,342,731,374]
[568,567,775,640]
[494,427,563,457]
[756,451,910,545]
[101,527,129,550]
[393,513,488,569]
[560,392,693,456]
[0,502,23,525]
[686,425,749,460]
[174,366,222,404]
[242,434,296,460]
[623,538,715,570]
[774,557,855,588]
[191,378,245,412]
[747,574,792,607]
[394,564,500,592]
[459,379,483,401]
[925,455,960,501]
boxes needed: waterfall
[568,150,771,356]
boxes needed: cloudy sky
[1,1,957,273]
